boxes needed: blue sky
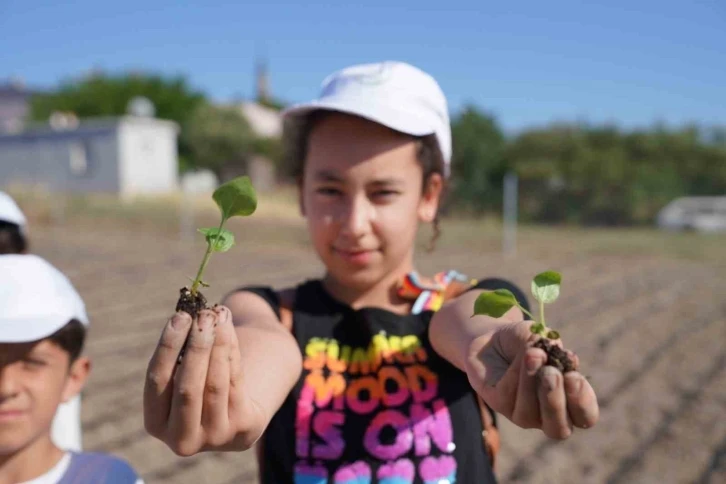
[1,0,724,131]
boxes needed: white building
[0,115,179,199]
[223,101,282,191]
[236,101,282,138]
[0,81,31,133]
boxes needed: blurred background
[1,1,725,483]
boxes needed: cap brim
[282,96,436,138]
[0,314,75,343]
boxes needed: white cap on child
[282,61,452,177]
[0,191,27,230]
[0,254,89,343]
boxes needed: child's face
[301,113,442,289]
[0,340,89,454]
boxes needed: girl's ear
[418,173,443,223]
[61,356,90,403]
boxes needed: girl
[143,61,599,483]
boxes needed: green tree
[507,122,726,225]
[251,136,284,167]
[449,106,507,213]
[30,72,205,125]
[184,104,256,179]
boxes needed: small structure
[237,101,282,139]
[180,169,218,194]
[0,80,31,133]
[0,115,179,199]
[218,57,284,192]
[235,101,281,191]
[656,196,726,233]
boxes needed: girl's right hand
[143,306,264,456]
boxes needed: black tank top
[244,277,529,484]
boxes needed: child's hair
[0,221,27,254]
[47,319,86,364]
[284,111,447,250]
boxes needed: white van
[657,196,726,233]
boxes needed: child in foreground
[0,191,84,454]
[144,61,599,483]
[0,254,143,483]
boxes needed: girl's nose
[0,365,20,399]
[339,196,372,238]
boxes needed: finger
[566,350,580,371]
[564,372,599,429]
[537,366,573,439]
[511,347,547,428]
[472,323,532,416]
[477,346,526,418]
[144,312,192,436]
[224,306,246,413]
[169,309,217,445]
[201,307,234,436]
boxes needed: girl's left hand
[465,321,599,439]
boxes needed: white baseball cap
[282,61,452,177]
[0,254,89,343]
[0,191,27,230]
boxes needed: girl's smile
[332,247,378,266]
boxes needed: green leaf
[473,289,518,318]
[546,329,561,340]
[531,270,562,304]
[212,176,257,221]
[530,322,546,335]
[198,227,235,253]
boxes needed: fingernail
[541,367,559,392]
[171,312,190,330]
[567,376,583,396]
[198,310,214,330]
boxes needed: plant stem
[539,299,546,328]
[190,244,213,295]
[190,218,225,295]
[516,303,536,321]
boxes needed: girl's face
[301,113,442,291]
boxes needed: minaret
[255,56,270,104]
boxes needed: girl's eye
[315,187,342,196]
[23,359,47,369]
[371,190,399,199]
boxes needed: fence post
[503,171,518,257]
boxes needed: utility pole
[502,171,518,257]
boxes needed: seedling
[473,270,577,373]
[175,176,257,319]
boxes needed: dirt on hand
[534,338,578,373]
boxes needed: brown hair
[47,319,86,364]
[0,221,27,254]
[283,111,447,250]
